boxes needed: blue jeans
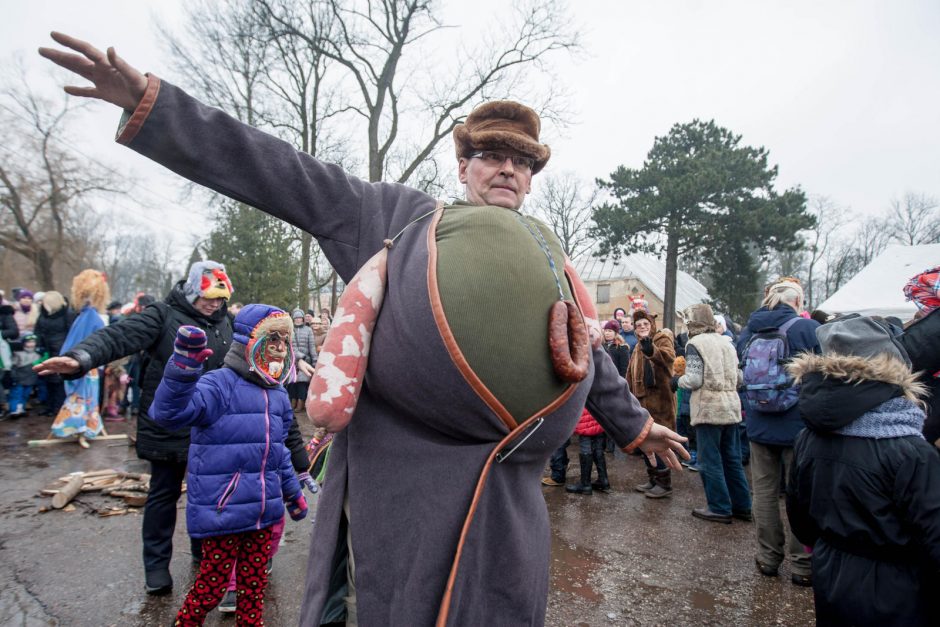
[695,423,752,516]
[549,438,570,482]
[8,384,34,413]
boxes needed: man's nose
[498,156,515,174]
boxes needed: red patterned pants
[175,526,273,626]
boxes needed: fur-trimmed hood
[788,353,927,432]
[789,353,927,403]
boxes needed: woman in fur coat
[786,316,940,626]
[627,309,677,497]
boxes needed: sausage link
[549,300,589,383]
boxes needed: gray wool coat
[118,76,653,627]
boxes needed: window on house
[597,284,610,304]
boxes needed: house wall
[588,278,687,332]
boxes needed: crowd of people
[18,29,938,626]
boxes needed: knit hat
[603,319,621,332]
[903,265,940,314]
[816,315,910,367]
[291,308,305,321]
[21,332,37,343]
[613,307,627,319]
[232,304,295,385]
[682,303,715,337]
[18,289,33,300]
[453,101,551,174]
[307,309,317,316]
[107,300,123,311]
[183,261,233,304]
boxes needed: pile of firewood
[39,468,166,516]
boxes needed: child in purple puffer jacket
[151,304,307,626]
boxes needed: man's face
[621,317,633,332]
[458,152,533,210]
[304,313,316,325]
[193,297,224,317]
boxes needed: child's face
[24,340,36,351]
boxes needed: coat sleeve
[64,303,166,377]
[150,361,227,430]
[893,439,940,570]
[279,402,303,500]
[648,331,677,373]
[678,344,704,391]
[785,432,820,547]
[901,308,940,374]
[116,76,437,282]
[586,344,654,452]
[285,413,310,474]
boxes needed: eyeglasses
[469,150,535,172]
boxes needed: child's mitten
[173,325,213,370]
[286,493,308,521]
[297,471,319,494]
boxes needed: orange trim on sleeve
[426,204,518,432]
[116,74,161,145]
[623,416,654,453]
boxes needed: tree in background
[592,119,812,328]
[528,172,598,262]
[886,192,940,246]
[0,65,124,289]
[205,198,299,306]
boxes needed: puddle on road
[550,536,603,602]
[690,589,717,611]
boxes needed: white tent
[817,243,940,321]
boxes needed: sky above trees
[2,0,938,260]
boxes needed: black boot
[591,447,610,492]
[634,466,656,493]
[565,454,593,494]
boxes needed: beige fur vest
[686,333,742,426]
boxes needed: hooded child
[150,304,308,626]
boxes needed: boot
[565,454,593,495]
[591,447,610,492]
[645,469,672,499]
[634,466,656,493]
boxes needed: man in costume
[40,32,689,626]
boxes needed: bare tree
[803,195,846,309]
[0,64,123,288]
[258,0,580,184]
[529,171,598,261]
[885,192,940,245]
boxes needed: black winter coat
[900,308,940,447]
[66,282,233,462]
[0,303,18,342]
[786,352,940,626]
[603,341,630,377]
[34,305,77,358]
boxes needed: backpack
[740,317,802,413]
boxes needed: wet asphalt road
[0,414,814,626]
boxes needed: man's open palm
[38,31,147,111]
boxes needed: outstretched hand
[637,422,690,471]
[33,356,81,377]
[38,31,147,111]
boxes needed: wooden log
[52,475,84,509]
[30,434,127,447]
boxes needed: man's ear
[457,158,469,184]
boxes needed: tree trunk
[663,231,679,332]
[37,249,55,290]
[329,270,338,315]
[299,231,312,310]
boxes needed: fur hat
[816,315,910,367]
[683,303,715,337]
[183,261,233,304]
[233,304,295,385]
[603,319,621,332]
[632,308,657,331]
[453,101,551,174]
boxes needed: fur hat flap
[453,100,551,173]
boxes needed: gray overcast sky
[2,0,938,252]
